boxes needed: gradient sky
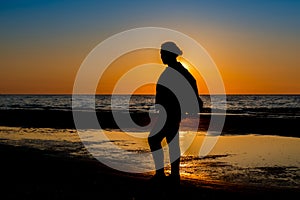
[1,0,299,94]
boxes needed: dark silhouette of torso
[156,62,202,119]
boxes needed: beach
[1,126,299,199]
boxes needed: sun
[178,57,192,72]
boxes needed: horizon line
[1,93,300,96]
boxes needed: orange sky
[1,32,299,95]
[1,39,299,95]
[97,49,210,95]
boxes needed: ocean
[1,94,299,117]
[0,94,299,136]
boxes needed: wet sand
[1,143,299,200]
[0,126,299,199]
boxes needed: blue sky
[1,0,299,41]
